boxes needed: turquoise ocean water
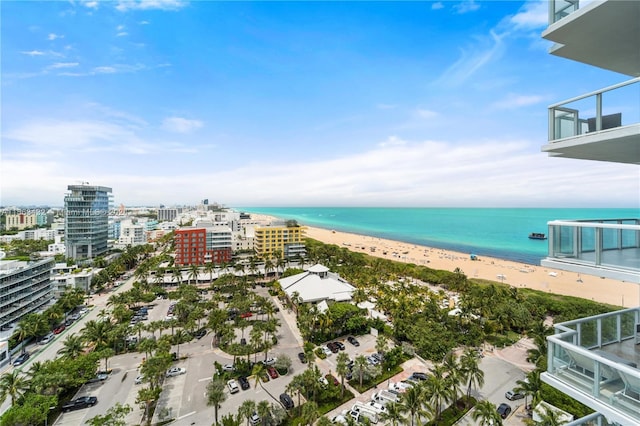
[236,207,639,265]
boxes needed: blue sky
[2,0,638,208]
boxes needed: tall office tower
[540,2,639,425]
[64,184,113,260]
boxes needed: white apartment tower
[64,184,112,260]
[540,2,639,425]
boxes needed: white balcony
[541,219,640,284]
[543,77,640,164]
[543,0,640,77]
[543,308,640,425]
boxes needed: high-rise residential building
[64,184,112,260]
[540,2,639,425]
[0,258,55,331]
[254,221,306,259]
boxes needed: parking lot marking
[177,411,196,420]
[198,377,211,382]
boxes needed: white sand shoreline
[252,213,639,308]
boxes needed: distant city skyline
[2,0,638,208]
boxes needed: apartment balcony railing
[549,0,580,24]
[543,308,640,425]
[549,77,640,142]
[543,219,640,283]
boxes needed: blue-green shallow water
[235,207,639,265]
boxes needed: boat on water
[528,233,547,240]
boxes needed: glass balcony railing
[549,0,580,24]
[547,219,640,274]
[548,77,640,142]
[545,308,640,424]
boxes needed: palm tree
[16,314,39,352]
[461,347,485,401]
[81,319,111,350]
[173,328,191,358]
[379,401,407,426]
[353,355,369,388]
[536,404,569,426]
[427,364,453,420]
[399,384,431,426]
[188,264,200,285]
[515,369,543,408]
[57,333,85,359]
[206,377,227,425]
[336,351,350,397]
[256,400,272,426]
[472,400,502,425]
[251,363,280,404]
[204,262,216,285]
[0,370,28,405]
[300,401,320,425]
[238,399,257,426]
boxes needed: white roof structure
[280,264,355,304]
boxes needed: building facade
[0,258,55,330]
[174,227,232,266]
[64,184,112,260]
[254,222,306,259]
[540,2,640,425]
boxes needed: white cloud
[115,0,187,12]
[139,20,150,25]
[48,33,63,41]
[162,117,203,133]
[21,50,45,56]
[116,25,125,31]
[93,66,117,74]
[48,62,79,69]
[434,29,505,87]
[492,93,546,109]
[431,2,444,10]
[117,32,129,37]
[83,1,99,9]
[415,109,439,119]
[2,133,638,207]
[454,0,480,14]
[510,0,548,30]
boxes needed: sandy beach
[252,214,638,307]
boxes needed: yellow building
[254,221,306,259]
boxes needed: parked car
[497,403,512,419]
[297,352,307,363]
[327,342,339,353]
[135,375,145,384]
[411,372,429,381]
[262,357,277,366]
[240,312,253,318]
[321,346,332,356]
[87,372,109,383]
[505,390,525,400]
[53,324,66,334]
[165,367,186,377]
[238,376,250,390]
[335,341,346,350]
[326,374,339,386]
[222,364,235,372]
[249,412,261,425]
[194,328,207,339]
[318,376,329,386]
[227,379,240,394]
[279,393,294,410]
[347,336,360,346]
[41,333,55,344]
[267,366,279,379]
[62,396,97,412]
[12,352,30,366]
